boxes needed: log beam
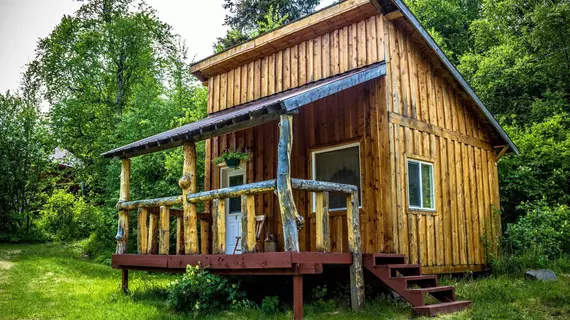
[276,114,303,252]
[315,192,330,252]
[179,142,199,254]
[116,159,130,254]
[346,190,364,311]
[148,213,159,254]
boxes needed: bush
[504,201,570,259]
[261,296,279,314]
[38,190,103,241]
[167,265,252,316]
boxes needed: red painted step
[363,254,471,317]
[413,301,472,317]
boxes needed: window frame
[406,159,435,211]
[311,142,363,212]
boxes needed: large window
[312,143,362,210]
[407,159,435,210]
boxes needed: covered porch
[103,62,387,318]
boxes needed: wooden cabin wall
[206,15,387,113]
[203,12,502,272]
[204,82,391,254]
[383,18,501,272]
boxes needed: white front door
[221,167,246,254]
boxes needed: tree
[0,91,54,239]
[214,0,320,52]
[24,0,207,205]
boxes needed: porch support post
[276,114,304,252]
[179,142,199,254]
[346,190,364,311]
[293,274,303,320]
[116,158,131,254]
[121,269,129,293]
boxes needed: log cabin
[103,0,518,317]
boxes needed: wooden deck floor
[112,252,353,275]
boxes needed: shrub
[504,201,570,259]
[38,190,102,241]
[261,296,279,314]
[167,265,252,316]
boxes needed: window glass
[421,163,434,209]
[408,162,421,207]
[407,160,435,210]
[314,145,361,210]
[228,175,244,213]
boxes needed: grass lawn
[1,243,569,319]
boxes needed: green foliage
[0,91,55,240]
[38,190,103,241]
[503,201,570,258]
[166,265,253,316]
[213,151,251,165]
[215,0,320,51]
[261,296,280,314]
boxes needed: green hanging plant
[213,150,251,168]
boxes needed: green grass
[0,243,569,319]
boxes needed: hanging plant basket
[224,158,241,168]
[213,150,251,169]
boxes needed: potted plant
[213,150,250,169]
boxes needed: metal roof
[102,62,387,158]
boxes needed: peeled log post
[346,190,364,311]
[148,213,159,254]
[241,194,256,253]
[315,192,330,252]
[137,208,148,254]
[159,206,170,255]
[116,159,130,254]
[176,217,185,255]
[276,114,303,252]
[212,199,226,254]
[179,142,199,254]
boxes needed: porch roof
[102,61,387,159]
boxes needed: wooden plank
[200,219,210,254]
[219,72,227,110]
[462,144,474,265]
[349,23,358,70]
[240,65,248,104]
[357,19,366,67]
[388,112,493,151]
[254,59,261,99]
[468,146,480,264]
[112,254,168,268]
[159,206,170,255]
[321,33,330,78]
[331,29,339,76]
[268,54,276,95]
[474,147,486,263]
[233,66,241,105]
[455,140,467,265]
[346,191,364,311]
[315,192,331,252]
[227,69,234,108]
[137,208,148,254]
[261,56,268,98]
[247,61,254,102]
[168,252,293,269]
[241,194,256,253]
[298,42,307,85]
[283,47,291,91]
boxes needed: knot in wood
[178,174,193,189]
[115,201,124,210]
[296,215,305,231]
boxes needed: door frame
[220,166,247,254]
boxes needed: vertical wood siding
[203,14,501,272]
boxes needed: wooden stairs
[363,254,472,317]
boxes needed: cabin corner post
[347,190,364,311]
[277,114,303,252]
[116,158,131,254]
[179,142,199,254]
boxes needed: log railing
[113,114,364,311]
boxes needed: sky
[0,0,335,94]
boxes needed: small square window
[407,159,435,210]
